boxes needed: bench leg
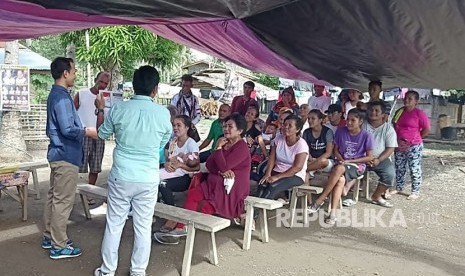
[289,187,298,227]
[80,194,92,220]
[22,185,28,221]
[303,194,308,225]
[181,223,196,276]
[258,208,269,243]
[242,202,254,251]
[32,169,40,200]
[353,179,360,202]
[209,232,218,266]
[365,177,370,199]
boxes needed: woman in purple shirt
[308,109,374,225]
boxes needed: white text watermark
[276,208,440,228]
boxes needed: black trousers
[255,173,303,200]
[159,174,191,206]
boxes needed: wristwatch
[95,108,104,115]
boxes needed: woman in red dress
[154,113,251,244]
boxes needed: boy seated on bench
[154,113,251,244]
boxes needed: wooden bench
[288,185,323,227]
[76,184,231,276]
[154,204,230,276]
[14,160,49,200]
[76,183,106,219]
[242,196,283,251]
[0,171,30,221]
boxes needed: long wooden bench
[76,184,230,276]
[242,196,283,251]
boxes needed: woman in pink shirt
[258,115,308,200]
[392,90,430,199]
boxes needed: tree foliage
[25,35,66,60]
[447,89,465,104]
[60,26,186,82]
[30,74,53,104]
[253,73,280,90]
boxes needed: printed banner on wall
[0,64,30,111]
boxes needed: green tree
[25,35,66,60]
[60,26,187,88]
[30,74,54,103]
[254,73,279,90]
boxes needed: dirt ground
[1,119,464,276]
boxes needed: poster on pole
[0,64,30,111]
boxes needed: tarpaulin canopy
[1,0,465,90]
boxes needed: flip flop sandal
[371,199,393,208]
[159,225,174,233]
[342,199,356,207]
[325,217,337,226]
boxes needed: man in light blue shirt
[94,66,172,276]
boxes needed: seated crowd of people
[153,79,430,243]
[43,61,430,275]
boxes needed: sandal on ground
[159,225,174,233]
[153,232,180,245]
[371,198,393,208]
[308,202,324,213]
[390,189,403,195]
[324,216,337,226]
[342,198,356,207]
[407,193,420,200]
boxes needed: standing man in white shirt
[171,74,201,125]
[171,74,201,141]
[74,72,110,192]
[308,84,331,113]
